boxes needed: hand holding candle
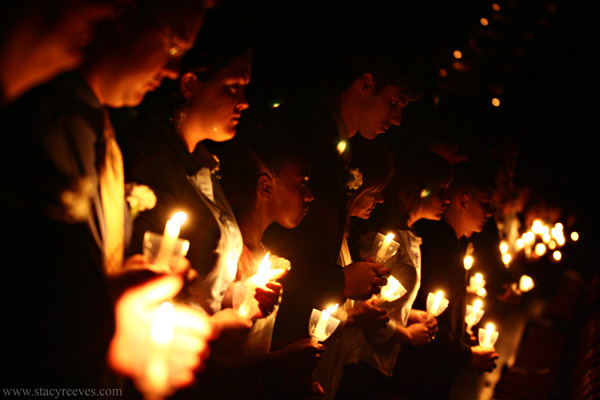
[235,253,288,318]
[375,275,407,307]
[478,322,499,348]
[465,299,485,338]
[373,233,400,263]
[426,290,449,318]
[309,304,341,342]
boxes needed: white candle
[479,322,497,348]
[430,290,443,315]
[313,304,338,340]
[376,233,395,261]
[154,212,187,270]
[239,253,272,317]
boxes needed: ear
[257,173,273,201]
[179,72,198,101]
[459,193,470,211]
[358,72,375,95]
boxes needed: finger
[372,277,387,287]
[125,274,184,304]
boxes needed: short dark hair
[219,125,309,220]
[385,147,453,216]
[331,40,425,101]
[448,161,496,200]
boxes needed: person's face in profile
[107,23,199,107]
[351,187,385,220]
[2,0,115,102]
[357,84,410,140]
[268,160,314,229]
[463,189,494,237]
[418,182,451,221]
[184,53,251,143]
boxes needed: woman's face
[350,187,384,220]
[186,53,251,142]
[418,183,450,221]
[269,160,314,229]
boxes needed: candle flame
[473,299,482,313]
[169,211,187,226]
[499,241,508,255]
[571,231,579,241]
[325,304,339,314]
[383,233,395,244]
[519,275,534,292]
[485,322,495,332]
[464,255,474,270]
[502,253,512,266]
[337,140,347,155]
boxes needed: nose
[390,108,403,127]
[305,185,315,202]
[236,89,249,111]
[161,57,181,81]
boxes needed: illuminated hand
[471,345,499,372]
[347,297,389,331]
[255,282,283,318]
[209,308,253,355]
[343,261,389,299]
[107,274,214,396]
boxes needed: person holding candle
[261,38,424,369]
[199,126,326,398]
[118,12,285,397]
[308,142,394,400]
[336,148,449,399]
[2,0,213,392]
[390,161,499,400]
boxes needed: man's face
[357,85,411,140]
[269,161,314,229]
[463,189,494,237]
[103,17,202,107]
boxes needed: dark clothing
[1,72,116,388]
[118,95,241,314]
[261,103,348,352]
[471,217,516,297]
[391,218,472,400]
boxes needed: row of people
[1,3,506,400]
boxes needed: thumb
[126,274,184,305]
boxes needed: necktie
[99,109,124,274]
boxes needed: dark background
[216,0,599,271]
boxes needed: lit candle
[463,255,474,270]
[429,291,443,316]
[519,275,534,292]
[478,322,499,348]
[376,233,395,262]
[238,253,279,317]
[313,304,339,341]
[465,299,484,330]
[377,275,407,306]
[154,212,187,271]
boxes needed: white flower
[126,183,157,219]
[56,177,94,223]
[346,168,363,191]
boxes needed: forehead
[277,158,310,178]
[218,53,252,82]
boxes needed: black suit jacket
[262,103,347,350]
